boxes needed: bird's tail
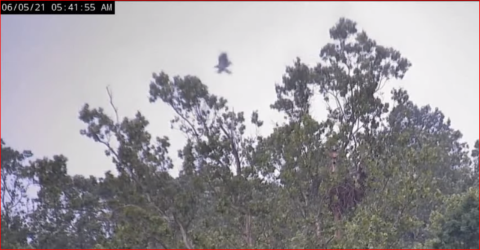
[224,69,232,74]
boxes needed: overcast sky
[2,2,478,178]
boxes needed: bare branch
[106,85,120,126]
[219,123,242,176]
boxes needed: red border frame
[0,1,478,250]
[0,0,480,2]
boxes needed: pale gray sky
[2,2,478,177]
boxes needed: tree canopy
[2,18,478,249]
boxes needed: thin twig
[106,85,120,126]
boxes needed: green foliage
[425,188,479,249]
[472,140,479,186]
[2,18,477,249]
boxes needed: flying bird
[215,52,232,74]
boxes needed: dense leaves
[425,188,479,249]
[2,18,478,249]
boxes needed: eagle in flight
[215,52,232,74]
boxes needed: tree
[1,17,477,249]
[425,187,479,249]
[1,140,32,249]
[471,140,479,187]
